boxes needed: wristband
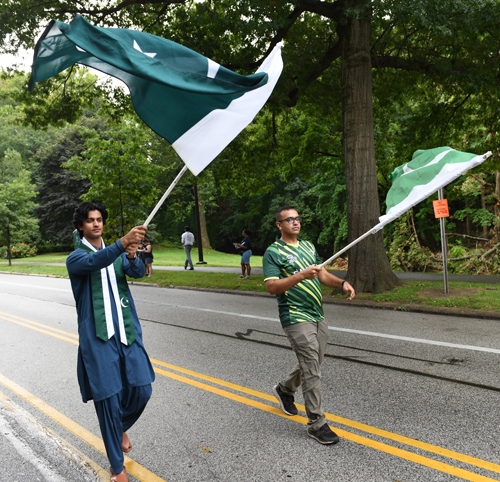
[126,253,137,261]
[342,280,348,289]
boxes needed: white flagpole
[318,225,381,269]
[144,165,188,227]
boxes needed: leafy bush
[448,244,467,259]
[389,240,434,272]
[0,243,38,259]
[386,212,435,272]
[449,255,500,275]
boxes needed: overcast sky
[0,50,32,72]
[0,49,127,90]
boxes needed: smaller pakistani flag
[28,14,283,176]
[376,147,492,230]
[319,146,491,268]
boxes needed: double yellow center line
[0,310,499,482]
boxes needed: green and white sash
[74,231,136,346]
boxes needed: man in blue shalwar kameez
[66,201,155,482]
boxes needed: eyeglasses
[278,216,302,224]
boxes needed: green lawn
[2,246,264,267]
[1,263,499,313]
[327,280,500,312]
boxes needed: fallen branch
[432,253,482,262]
[470,173,488,186]
[431,241,500,262]
[483,242,500,258]
[445,233,488,242]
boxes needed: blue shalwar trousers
[94,384,152,474]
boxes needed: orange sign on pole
[433,199,449,218]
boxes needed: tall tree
[64,120,162,237]
[0,71,54,167]
[35,123,93,244]
[0,167,38,265]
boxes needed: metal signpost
[193,183,207,265]
[433,189,450,294]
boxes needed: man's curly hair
[72,202,108,238]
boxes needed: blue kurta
[66,239,155,402]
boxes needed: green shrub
[0,243,38,259]
[386,212,435,272]
[449,253,500,275]
[448,244,467,259]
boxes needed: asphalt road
[1,273,500,481]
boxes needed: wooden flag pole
[144,165,188,227]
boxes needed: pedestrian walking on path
[181,226,195,270]
[263,205,355,445]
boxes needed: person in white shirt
[181,226,195,270]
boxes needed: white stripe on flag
[172,43,283,176]
[402,149,451,175]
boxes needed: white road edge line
[145,301,500,355]
[328,326,500,354]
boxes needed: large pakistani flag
[28,14,283,176]
[319,147,491,268]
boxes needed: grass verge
[2,247,263,267]
[1,265,499,313]
[325,280,500,312]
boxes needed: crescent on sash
[120,297,130,308]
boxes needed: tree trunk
[7,224,12,267]
[495,171,500,219]
[118,158,125,237]
[465,201,471,237]
[338,1,401,293]
[480,187,488,238]
[198,192,212,249]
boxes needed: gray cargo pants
[279,319,329,431]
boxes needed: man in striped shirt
[263,205,355,445]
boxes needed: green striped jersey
[263,238,323,327]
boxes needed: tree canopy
[0,151,38,264]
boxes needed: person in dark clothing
[141,237,153,277]
[237,229,252,279]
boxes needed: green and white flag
[376,147,492,231]
[28,14,283,176]
[319,146,491,268]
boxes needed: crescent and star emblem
[120,297,130,308]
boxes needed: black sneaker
[273,384,298,416]
[307,424,340,445]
